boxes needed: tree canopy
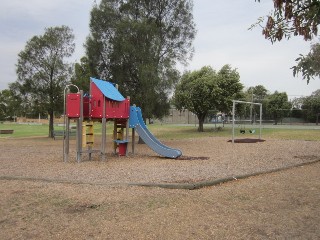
[173,65,243,132]
[71,56,94,93]
[215,65,244,113]
[292,42,320,83]
[0,89,21,121]
[253,0,320,82]
[301,89,320,122]
[245,85,269,101]
[14,25,75,137]
[266,91,291,124]
[85,0,195,120]
[254,0,320,42]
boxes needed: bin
[114,140,128,156]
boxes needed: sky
[0,0,319,99]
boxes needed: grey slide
[130,106,182,158]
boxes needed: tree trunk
[273,113,278,125]
[197,114,206,132]
[49,111,54,138]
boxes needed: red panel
[90,82,104,118]
[89,80,130,119]
[106,99,130,119]
[83,96,90,118]
[66,93,81,118]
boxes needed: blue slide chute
[129,106,182,159]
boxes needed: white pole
[259,103,262,140]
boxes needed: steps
[82,121,94,148]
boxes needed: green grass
[148,124,320,141]
[147,124,231,139]
[260,128,320,141]
[1,122,320,141]
[0,123,50,138]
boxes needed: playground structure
[63,77,182,162]
[231,100,263,143]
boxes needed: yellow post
[82,122,87,148]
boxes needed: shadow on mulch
[227,138,266,143]
[175,156,210,160]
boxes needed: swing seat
[240,129,245,134]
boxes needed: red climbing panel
[66,93,81,118]
[105,99,130,119]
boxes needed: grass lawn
[1,122,320,141]
[0,123,49,138]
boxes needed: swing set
[232,100,262,143]
[239,124,256,134]
[239,128,256,134]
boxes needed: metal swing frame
[232,100,262,143]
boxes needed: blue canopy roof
[90,77,125,102]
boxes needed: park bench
[0,129,14,134]
[53,130,76,140]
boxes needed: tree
[15,26,75,137]
[173,65,243,132]
[0,89,21,121]
[253,0,320,81]
[85,0,195,120]
[254,0,320,42]
[242,85,269,121]
[173,66,220,132]
[292,42,320,83]
[266,91,291,124]
[301,89,320,122]
[246,85,269,101]
[71,56,94,93]
[216,65,243,114]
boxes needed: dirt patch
[227,138,266,143]
[0,136,320,239]
[175,156,210,160]
[293,155,319,161]
[65,203,101,214]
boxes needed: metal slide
[129,106,182,159]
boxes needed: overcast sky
[1,0,319,99]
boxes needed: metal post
[64,118,70,162]
[132,128,135,154]
[125,97,130,156]
[259,103,262,140]
[113,121,117,154]
[76,118,81,162]
[125,119,129,156]
[63,88,68,162]
[63,84,80,162]
[88,121,92,161]
[76,90,84,163]
[101,117,106,161]
[232,100,235,143]
[63,84,79,162]
[101,96,107,161]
